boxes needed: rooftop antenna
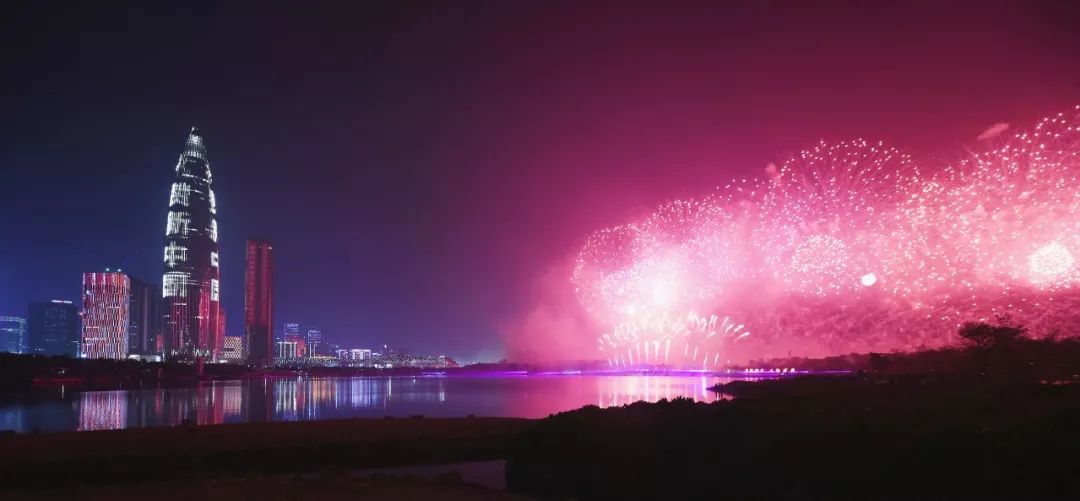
[112,250,140,274]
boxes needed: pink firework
[573,105,1080,367]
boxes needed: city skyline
[4,4,1080,498]
[4,2,1080,362]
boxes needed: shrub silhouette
[957,321,1025,349]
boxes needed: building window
[210,219,218,242]
[169,182,191,207]
[164,243,188,267]
[166,211,191,236]
[211,278,220,301]
[211,252,219,267]
[163,271,190,298]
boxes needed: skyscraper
[305,328,322,357]
[162,127,221,359]
[245,239,274,366]
[28,300,80,356]
[128,276,161,355]
[81,271,131,360]
[0,316,27,354]
[221,335,244,361]
[283,322,305,358]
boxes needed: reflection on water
[78,391,127,431]
[0,375,740,433]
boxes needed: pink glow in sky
[567,106,1080,367]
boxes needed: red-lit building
[285,334,307,358]
[81,271,131,360]
[245,239,274,366]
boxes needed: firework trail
[573,106,1080,367]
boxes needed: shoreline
[0,416,532,490]
[4,375,1080,498]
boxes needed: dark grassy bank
[506,375,1080,499]
[0,417,530,491]
[751,322,1080,378]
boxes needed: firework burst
[574,105,1080,367]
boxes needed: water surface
[0,374,744,433]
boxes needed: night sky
[4,1,1080,362]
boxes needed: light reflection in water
[77,391,127,431]
[3,375,742,433]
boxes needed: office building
[81,271,131,359]
[305,328,322,357]
[0,316,26,353]
[162,127,221,358]
[244,239,273,366]
[127,276,161,354]
[28,300,80,356]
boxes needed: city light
[162,127,223,360]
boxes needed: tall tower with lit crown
[162,127,221,359]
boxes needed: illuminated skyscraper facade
[306,328,322,357]
[0,316,26,354]
[221,335,244,361]
[28,300,80,356]
[163,127,221,359]
[81,272,131,359]
[244,239,273,366]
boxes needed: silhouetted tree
[868,353,890,374]
[957,321,1026,349]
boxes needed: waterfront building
[162,127,221,359]
[127,276,161,355]
[347,348,372,360]
[275,340,297,359]
[287,336,307,358]
[283,322,305,358]
[244,239,273,366]
[306,328,322,356]
[81,271,131,359]
[28,300,80,356]
[0,316,27,353]
[221,336,244,361]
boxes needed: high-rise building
[221,335,244,361]
[283,321,305,357]
[305,328,322,357]
[244,239,274,366]
[127,276,161,355]
[162,127,221,359]
[81,271,131,360]
[216,305,227,359]
[275,340,297,360]
[28,300,80,356]
[0,316,27,354]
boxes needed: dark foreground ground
[0,417,534,500]
[4,375,1080,499]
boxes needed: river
[0,374,754,433]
